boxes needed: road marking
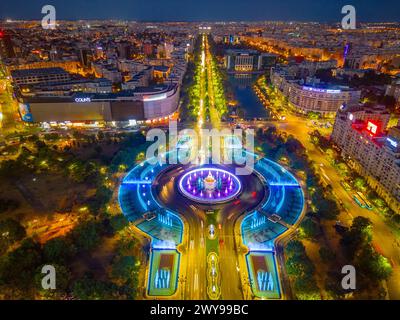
[194,270,199,290]
[320,167,331,182]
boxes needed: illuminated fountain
[178,167,241,204]
[204,171,217,191]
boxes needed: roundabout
[178,167,242,204]
[118,147,305,299]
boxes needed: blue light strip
[123,180,152,185]
[268,182,300,187]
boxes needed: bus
[356,192,373,210]
[353,194,365,208]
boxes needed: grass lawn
[205,211,219,255]
[147,249,180,296]
[246,251,281,299]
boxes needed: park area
[246,252,281,299]
[147,249,180,296]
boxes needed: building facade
[224,49,275,72]
[0,32,15,59]
[11,67,71,86]
[271,67,361,116]
[18,83,180,124]
[331,105,400,212]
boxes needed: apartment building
[331,105,400,212]
[11,67,71,86]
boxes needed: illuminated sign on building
[18,103,33,122]
[367,121,378,135]
[75,97,91,103]
[143,93,167,102]
[302,86,341,94]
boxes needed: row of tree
[285,240,320,300]
[0,214,142,299]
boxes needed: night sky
[0,0,399,22]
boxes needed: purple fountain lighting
[178,167,241,204]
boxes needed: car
[208,224,215,238]
[356,192,373,210]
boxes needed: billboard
[18,103,34,122]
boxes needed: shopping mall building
[17,83,179,125]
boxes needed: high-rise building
[143,42,153,56]
[0,31,15,59]
[385,79,400,108]
[49,46,59,61]
[331,105,400,212]
[164,43,174,59]
[78,48,93,69]
[117,42,133,60]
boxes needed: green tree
[325,270,349,299]
[286,254,315,277]
[317,198,340,220]
[285,240,305,257]
[340,217,372,259]
[42,237,76,264]
[294,276,320,300]
[111,255,139,290]
[0,198,20,213]
[0,219,26,254]
[354,177,367,191]
[70,221,101,251]
[358,246,392,281]
[300,219,320,239]
[319,246,336,264]
[72,274,121,300]
[0,238,42,293]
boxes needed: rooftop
[22,83,178,103]
[11,67,69,78]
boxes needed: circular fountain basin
[178,167,242,204]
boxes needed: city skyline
[0,2,400,307]
[0,0,400,22]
